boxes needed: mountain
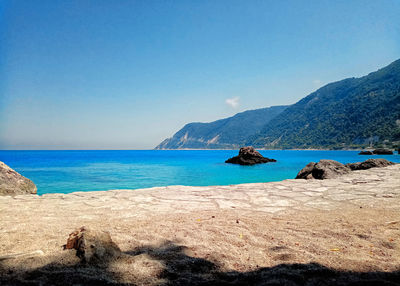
[156,59,400,150]
[248,59,400,149]
[155,106,288,149]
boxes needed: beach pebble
[64,226,121,264]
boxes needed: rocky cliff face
[0,161,37,196]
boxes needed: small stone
[64,226,121,264]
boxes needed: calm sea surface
[0,150,399,195]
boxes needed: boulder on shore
[0,161,37,196]
[346,158,395,170]
[225,146,276,165]
[296,158,397,179]
[64,226,121,264]
[295,160,351,180]
[373,148,393,155]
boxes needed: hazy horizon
[1,1,399,150]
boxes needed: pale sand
[0,165,399,285]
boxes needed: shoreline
[1,165,399,285]
[24,165,400,211]
[2,164,399,223]
[3,150,399,197]
[2,148,398,151]
[4,163,399,199]
[29,162,398,197]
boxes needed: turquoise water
[0,150,398,195]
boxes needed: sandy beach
[1,165,399,285]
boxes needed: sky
[0,0,399,150]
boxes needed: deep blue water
[0,150,399,195]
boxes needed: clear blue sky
[1,0,399,149]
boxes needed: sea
[1,150,399,195]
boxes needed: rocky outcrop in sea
[372,148,393,155]
[358,151,373,155]
[225,146,276,165]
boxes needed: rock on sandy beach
[296,158,396,179]
[295,160,351,179]
[65,226,121,264]
[0,161,37,196]
[346,158,395,170]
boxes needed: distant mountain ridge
[156,59,400,150]
[155,106,288,149]
[248,59,400,149]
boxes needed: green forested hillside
[156,59,400,150]
[155,106,287,149]
[247,59,400,149]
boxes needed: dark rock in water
[0,161,37,196]
[346,158,395,170]
[64,226,121,264]
[225,146,276,165]
[359,151,373,155]
[373,148,393,155]
[295,160,350,180]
